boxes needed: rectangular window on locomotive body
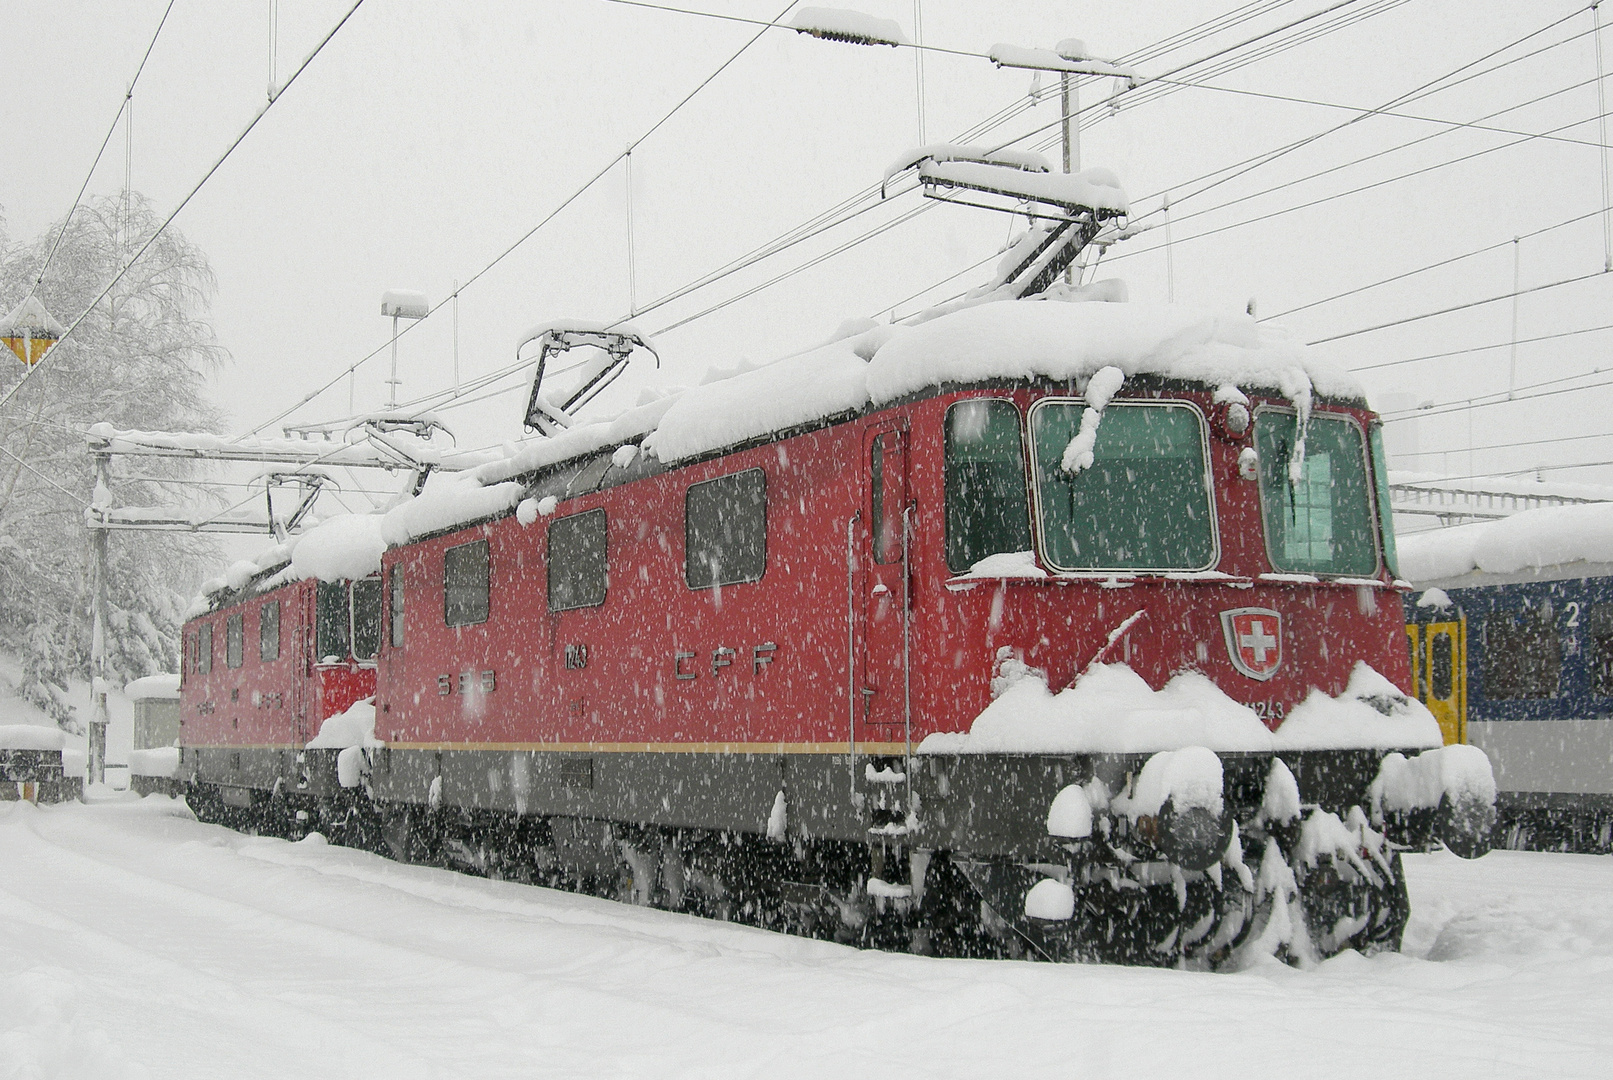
[1029,400,1217,573]
[197,623,213,675]
[444,539,490,628]
[548,509,607,612]
[316,581,352,663]
[1253,409,1380,577]
[389,566,405,648]
[226,613,244,670]
[944,398,1031,574]
[260,601,281,662]
[685,469,767,590]
[351,577,383,662]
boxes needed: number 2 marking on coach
[1566,601,1581,628]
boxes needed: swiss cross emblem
[1220,608,1283,681]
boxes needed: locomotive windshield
[944,399,1032,573]
[1029,401,1216,572]
[1254,410,1379,576]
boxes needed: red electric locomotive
[180,572,380,828]
[180,155,1495,965]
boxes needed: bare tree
[1,194,224,729]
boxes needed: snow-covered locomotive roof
[1399,501,1613,586]
[188,295,1361,616]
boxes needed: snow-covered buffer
[128,746,181,779]
[1370,745,1498,858]
[1106,747,1230,871]
[0,724,67,752]
[305,697,381,789]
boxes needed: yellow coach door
[1421,619,1467,745]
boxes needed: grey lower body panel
[369,748,868,842]
[1470,719,1613,796]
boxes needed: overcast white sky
[5,0,1611,495]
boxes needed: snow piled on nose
[918,660,1442,754]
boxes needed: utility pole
[1061,72,1078,284]
[88,452,112,789]
[1060,73,1078,174]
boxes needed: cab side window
[444,540,490,627]
[685,469,766,589]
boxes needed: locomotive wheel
[1295,849,1406,958]
[1348,850,1409,954]
[380,804,435,865]
[185,783,225,825]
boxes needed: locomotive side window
[197,623,213,674]
[317,581,351,661]
[1589,604,1613,697]
[389,567,405,648]
[1254,411,1378,577]
[1483,608,1561,699]
[686,469,767,589]
[1368,424,1400,577]
[945,399,1031,573]
[1029,401,1215,572]
[260,601,281,662]
[444,539,491,627]
[548,509,608,612]
[226,613,244,669]
[870,433,904,564]
[351,578,383,661]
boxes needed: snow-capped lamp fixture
[380,289,429,409]
[0,295,65,367]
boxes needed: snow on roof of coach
[1400,501,1613,584]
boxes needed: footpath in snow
[2,797,1609,1079]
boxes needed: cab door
[858,424,909,745]
[1421,618,1467,745]
[290,583,313,746]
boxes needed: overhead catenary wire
[1107,4,1597,220]
[1271,206,1608,322]
[0,0,369,419]
[1309,268,1608,345]
[247,0,1558,450]
[1106,74,1606,261]
[238,0,1338,436]
[27,0,177,296]
[1397,428,1613,458]
[243,0,799,439]
[863,6,1596,337]
[1381,371,1613,424]
[1351,319,1613,372]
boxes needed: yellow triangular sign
[0,296,65,367]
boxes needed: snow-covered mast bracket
[521,323,658,436]
[884,146,1130,299]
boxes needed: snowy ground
[2,798,1608,1080]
